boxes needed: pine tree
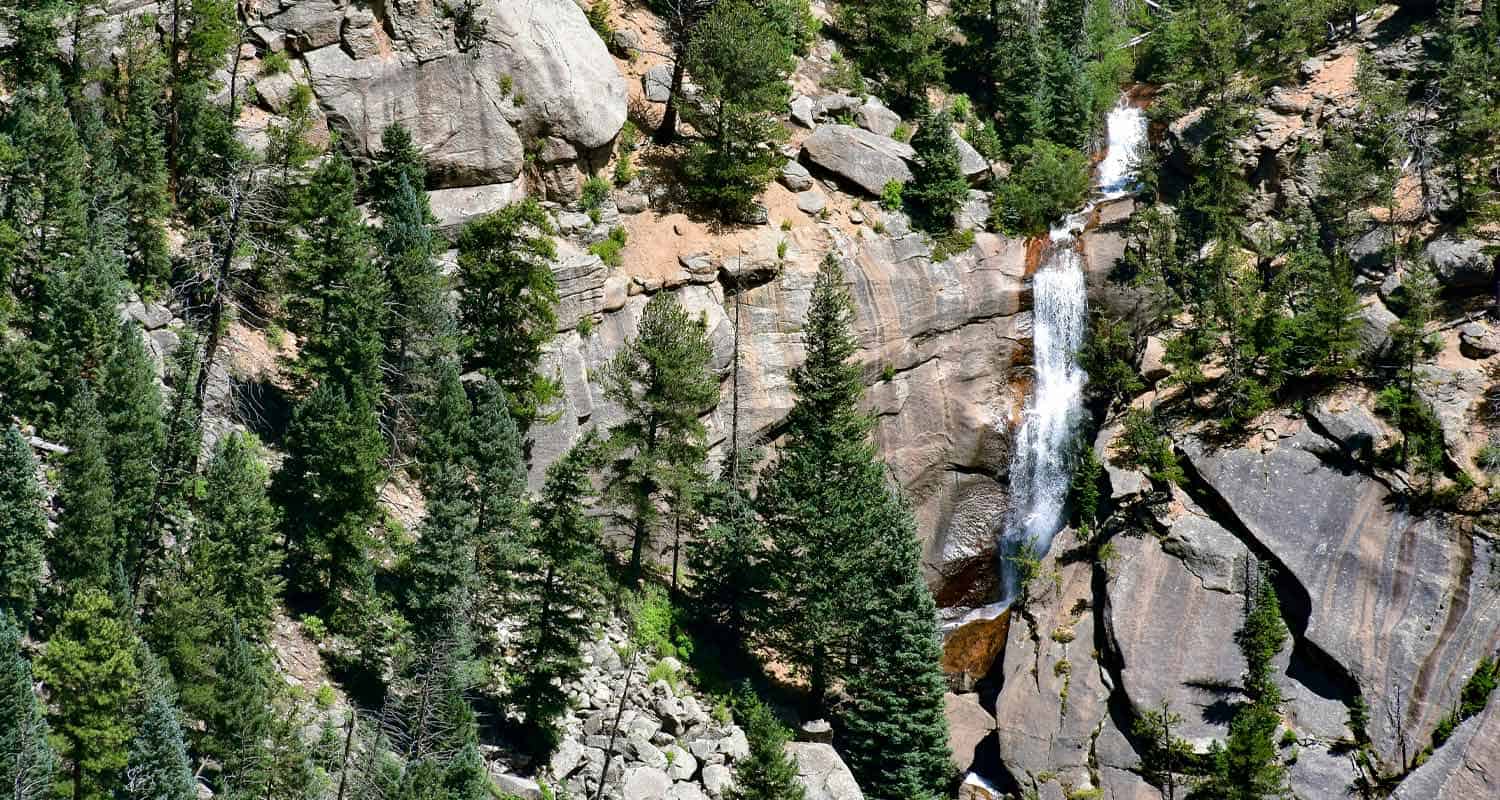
[203,620,274,794]
[834,0,946,109]
[194,432,284,637]
[1,611,57,800]
[687,464,767,641]
[757,254,885,717]
[510,440,605,757]
[99,322,165,594]
[111,19,173,292]
[34,245,126,417]
[124,662,196,800]
[167,0,237,197]
[0,427,47,621]
[680,0,794,219]
[907,107,970,230]
[402,363,478,646]
[455,200,559,430]
[728,693,805,800]
[467,380,528,632]
[840,499,952,800]
[286,154,388,398]
[35,588,140,800]
[600,292,718,584]
[51,387,121,594]
[274,383,387,621]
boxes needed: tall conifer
[0,427,47,621]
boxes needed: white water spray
[997,96,1146,605]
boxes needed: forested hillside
[0,0,1497,799]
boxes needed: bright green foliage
[36,588,140,800]
[52,387,122,594]
[98,323,165,592]
[834,0,946,109]
[991,139,1090,236]
[757,255,890,717]
[728,692,805,800]
[906,108,969,230]
[195,432,284,637]
[681,0,794,219]
[1080,312,1144,407]
[265,84,323,197]
[1133,700,1193,799]
[1068,438,1103,535]
[286,154,388,398]
[761,0,819,55]
[1117,407,1183,486]
[467,380,529,634]
[600,292,718,583]
[2,611,57,800]
[510,441,606,757]
[456,199,559,429]
[0,427,47,621]
[124,664,196,800]
[1433,655,1499,746]
[840,498,953,800]
[274,383,387,624]
[402,364,478,646]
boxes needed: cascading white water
[996,96,1146,605]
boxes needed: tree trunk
[808,645,828,719]
[654,56,688,144]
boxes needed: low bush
[991,139,1091,237]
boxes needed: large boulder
[944,692,996,773]
[785,742,864,800]
[1425,236,1496,290]
[302,0,626,189]
[1179,426,1500,769]
[801,124,915,196]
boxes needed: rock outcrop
[1392,698,1500,799]
[801,125,916,196]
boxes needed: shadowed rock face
[1179,426,1500,769]
[1393,698,1500,799]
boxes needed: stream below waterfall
[995,96,1148,607]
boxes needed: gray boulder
[264,0,343,51]
[1425,235,1495,290]
[780,160,814,191]
[1459,321,1500,358]
[801,124,914,196]
[854,100,901,137]
[790,95,816,129]
[701,763,734,799]
[622,767,673,800]
[814,93,862,120]
[644,64,673,103]
[797,190,826,215]
[952,130,988,179]
[786,742,864,800]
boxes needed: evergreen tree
[51,387,121,594]
[1,611,56,800]
[99,322,165,594]
[687,461,767,641]
[194,432,284,637]
[35,588,140,800]
[124,662,196,800]
[681,0,794,219]
[467,380,529,633]
[1133,700,1193,800]
[510,441,605,757]
[834,0,946,109]
[756,254,885,717]
[274,383,387,622]
[33,244,126,418]
[840,498,952,800]
[907,107,969,230]
[1378,264,1444,474]
[203,620,275,795]
[600,292,718,584]
[286,154,388,398]
[728,693,805,800]
[0,427,47,621]
[111,20,173,292]
[455,200,559,429]
[168,0,238,197]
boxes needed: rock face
[801,124,915,196]
[1392,698,1500,799]
[1179,426,1500,769]
[786,742,865,800]
[293,0,625,192]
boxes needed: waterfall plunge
[996,97,1146,605]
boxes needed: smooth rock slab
[801,124,914,196]
[622,766,673,800]
[797,190,826,215]
[786,742,864,800]
[1392,698,1500,799]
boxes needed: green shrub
[683,140,781,222]
[760,0,819,55]
[1478,440,1500,473]
[822,52,866,95]
[991,139,1091,237]
[315,683,336,709]
[930,228,975,261]
[964,118,1004,162]
[301,615,328,640]
[628,585,693,661]
[589,226,629,267]
[881,363,895,382]
[581,174,612,211]
[949,94,973,122]
[880,179,904,211]
[1118,407,1184,485]
[1280,728,1298,747]
[891,122,911,142]
[587,0,614,44]
[577,316,595,337]
[261,50,291,75]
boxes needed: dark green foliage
[455,199,559,429]
[907,108,969,230]
[757,255,888,716]
[203,621,276,795]
[168,0,238,198]
[840,499,953,800]
[728,692,805,800]
[0,427,47,621]
[52,387,121,594]
[35,588,140,800]
[2,611,57,800]
[510,441,605,757]
[991,139,1091,236]
[110,21,173,293]
[600,292,717,583]
[681,0,793,220]
[1117,407,1183,486]
[286,154,388,398]
[1068,438,1103,535]
[761,0,819,55]
[1080,312,1144,407]
[834,0,946,109]
[99,323,165,593]
[1435,0,1500,220]
[124,664,196,800]
[274,383,387,624]
[1432,655,1499,746]
[1376,265,1445,477]
[467,381,529,633]
[687,462,767,640]
[23,242,126,421]
[194,432,284,637]
[1133,700,1193,800]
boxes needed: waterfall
[996,96,1146,605]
